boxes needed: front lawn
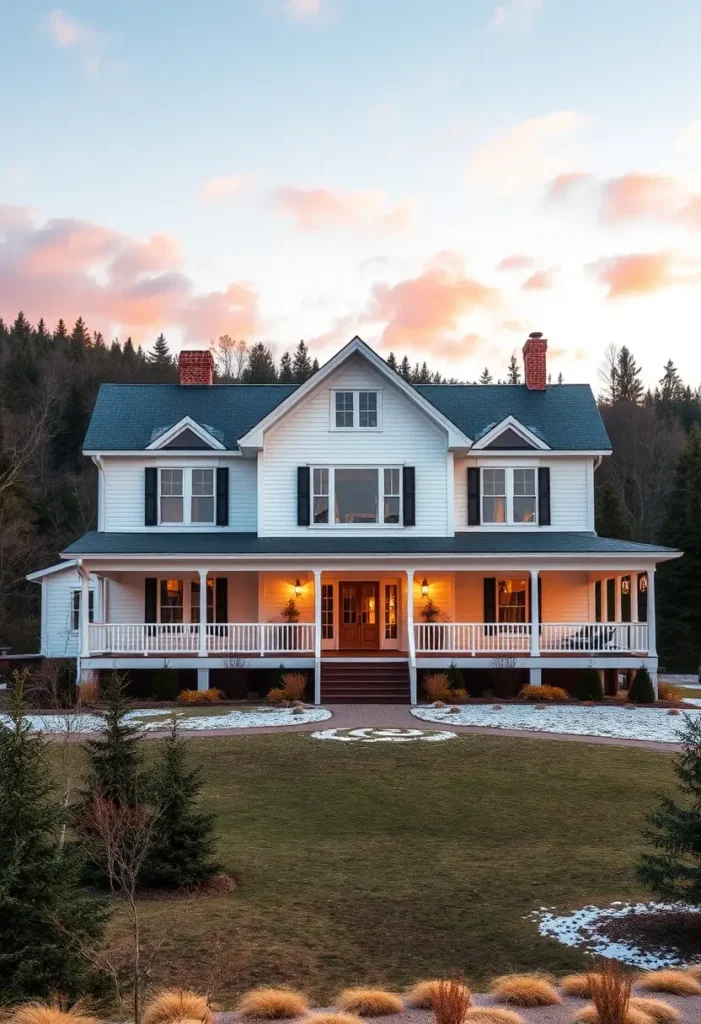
[105,732,674,1001]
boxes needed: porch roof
[63,530,678,558]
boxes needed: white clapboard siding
[259,355,449,536]
[101,456,257,532]
[454,456,594,531]
[105,571,260,623]
[42,568,97,658]
[453,570,591,622]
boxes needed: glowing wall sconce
[294,578,302,597]
[421,578,430,598]
[621,578,631,595]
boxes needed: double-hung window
[158,468,215,525]
[71,590,94,631]
[311,467,401,525]
[332,390,380,430]
[482,468,537,525]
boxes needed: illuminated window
[160,579,184,623]
[384,583,398,639]
[321,583,334,639]
[498,578,529,623]
[190,578,214,623]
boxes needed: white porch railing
[414,623,532,654]
[540,622,649,653]
[88,622,316,656]
[414,621,650,655]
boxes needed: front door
[339,582,379,649]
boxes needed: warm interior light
[621,578,630,595]
[640,575,648,592]
[294,578,302,597]
[421,578,429,597]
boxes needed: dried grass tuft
[573,1007,652,1024]
[407,980,469,1009]
[637,970,701,996]
[464,1010,525,1024]
[423,673,451,703]
[432,978,472,1024]
[561,975,597,998]
[9,1005,99,1024]
[585,959,632,1024]
[628,998,680,1023]
[303,1015,364,1024]
[143,991,213,1024]
[280,672,307,702]
[685,964,701,980]
[490,975,561,1007]
[237,989,310,1020]
[335,988,403,1016]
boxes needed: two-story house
[28,334,679,703]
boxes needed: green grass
[106,733,674,1002]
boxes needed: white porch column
[197,668,210,691]
[631,573,639,622]
[530,568,540,659]
[647,568,657,657]
[406,569,417,704]
[530,668,542,687]
[614,574,623,622]
[198,569,208,657]
[313,569,322,705]
[79,562,91,661]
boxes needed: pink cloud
[588,251,701,299]
[46,9,106,74]
[285,0,323,17]
[274,186,415,234]
[199,175,248,205]
[521,268,556,290]
[0,205,260,341]
[547,170,701,231]
[366,253,501,352]
[546,171,594,201]
[495,254,536,271]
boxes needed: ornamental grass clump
[657,683,683,705]
[464,1011,525,1024]
[303,1016,364,1024]
[580,959,632,1024]
[143,990,213,1024]
[561,974,597,998]
[637,970,701,996]
[9,1005,99,1024]
[176,689,224,705]
[406,980,447,1008]
[490,974,561,1007]
[335,988,404,1016]
[423,673,451,703]
[432,978,472,1024]
[628,998,680,1023]
[236,988,310,1019]
[573,1008,651,1024]
[280,672,307,702]
[519,684,569,702]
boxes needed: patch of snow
[527,901,701,969]
[682,699,701,708]
[312,727,457,743]
[0,707,331,733]
[661,675,700,685]
[411,704,701,743]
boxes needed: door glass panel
[384,584,398,639]
[361,586,377,625]
[342,587,356,624]
[321,583,334,639]
[335,469,379,523]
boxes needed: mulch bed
[599,909,701,963]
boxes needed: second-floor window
[159,468,215,525]
[332,390,380,430]
[312,466,401,525]
[482,468,537,525]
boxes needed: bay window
[482,468,538,525]
[158,468,215,525]
[311,467,402,525]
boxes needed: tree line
[0,312,700,668]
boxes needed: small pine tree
[69,316,91,359]
[0,674,108,1000]
[278,351,294,383]
[637,715,701,901]
[386,352,398,372]
[506,354,521,384]
[148,332,172,368]
[628,666,656,704]
[479,367,493,384]
[140,718,221,889]
[291,340,313,382]
[243,342,278,383]
[447,661,466,691]
[595,476,632,539]
[398,355,412,381]
[576,668,604,701]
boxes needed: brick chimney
[522,332,548,390]
[179,350,214,385]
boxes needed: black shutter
[467,467,481,526]
[145,467,157,526]
[606,578,616,622]
[145,578,157,622]
[297,466,310,526]
[216,467,229,526]
[215,578,228,622]
[403,466,416,526]
[538,467,551,526]
[483,577,497,622]
[595,580,602,622]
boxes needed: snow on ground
[312,727,456,743]
[0,707,332,733]
[528,901,701,968]
[661,674,700,686]
[412,703,701,743]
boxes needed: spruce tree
[659,360,683,403]
[479,367,493,384]
[595,476,632,539]
[243,342,278,383]
[658,424,701,670]
[637,715,701,901]
[386,352,398,372]
[53,317,69,350]
[613,345,644,404]
[69,317,91,359]
[310,357,319,375]
[140,718,220,889]
[291,340,312,382]
[278,351,294,383]
[148,332,172,368]
[398,355,412,381]
[0,675,108,1000]
[506,354,521,384]
[52,382,91,472]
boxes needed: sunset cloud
[199,175,249,205]
[588,251,701,299]
[366,252,500,352]
[467,112,589,194]
[284,0,323,19]
[547,170,701,230]
[546,171,593,201]
[274,186,416,233]
[495,254,536,271]
[46,9,106,74]
[521,267,556,290]
[0,204,259,341]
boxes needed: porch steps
[321,660,410,704]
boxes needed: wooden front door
[339,582,379,649]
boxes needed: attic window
[331,390,381,430]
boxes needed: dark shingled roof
[63,531,675,557]
[83,381,611,452]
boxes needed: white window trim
[157,576,187,623]
[147,415,226,451]
[158,468,215,526]
[496,576,531,624]
[482,467,539,527]
[329,389,383,432]
[71,589,95,632]
[311,465,402,528]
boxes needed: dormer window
[332,390,381,430]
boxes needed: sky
[1,0,701,388]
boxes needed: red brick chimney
[523,332,548,390]
[179,350,214,385]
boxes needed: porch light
[640,575,648,592]
[294,578,302,597]
[421,578,429,598]
[621,578,630,595]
